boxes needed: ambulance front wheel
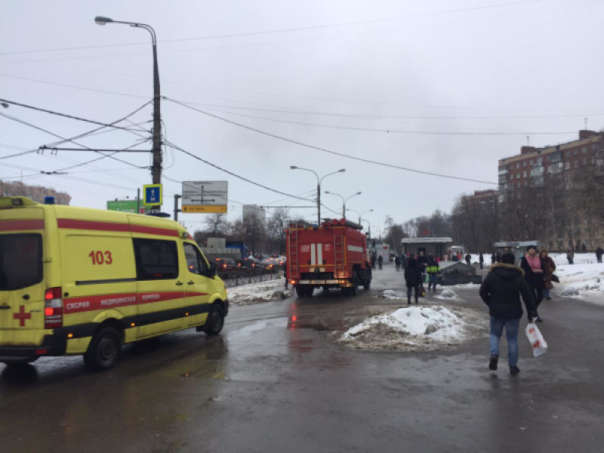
[84,326,122,371]
[203,305,225,336]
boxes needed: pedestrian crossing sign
[143,184,162,206]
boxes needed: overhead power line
[0,97,151,132]
[0,0,539,57]
[163,139,314,202]
[206,107,576,136]
[0,111,147,169]
[165,97,498,185]
[3,74,600,121]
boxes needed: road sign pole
[174,194,181,221]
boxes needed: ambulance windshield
[0,234,42,290]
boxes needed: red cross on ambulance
[13,305,31,327]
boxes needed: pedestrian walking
[479,253,484,270]
[595,246,603,264]
[491,252,497,264]
[479,252,537,376]
[566,248,574,265]
[394,255,401,271]
[400,253,408,271]
[404,255,422,304]
[539,249,556,300]
[521,246,545,322]
[416,250,428,296]
[426,256,440,293]
[465,253,472,266]
[370,252,376,269]
[377,255,383,270]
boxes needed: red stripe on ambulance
[57,218,179,238]
[0,219,44,231]
[63,292,208,314]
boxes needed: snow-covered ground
[553,261,604,306]
[339,302,485,351]
[227,278,292,305]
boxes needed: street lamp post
[324,191,362,219]
[290,166,345,225]
[95,16,162,185]
[348,208,374,226]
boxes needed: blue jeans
[544,288,550,298]
[489,317,520,367]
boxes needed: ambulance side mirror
[208,262,217,278]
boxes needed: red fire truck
[286,219,372,297]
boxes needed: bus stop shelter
[493,240,540,264]
[401,237,453,259]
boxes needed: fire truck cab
[286,219,372,297]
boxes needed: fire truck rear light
[35,348,48,355]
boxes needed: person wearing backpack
[479,252,537,376]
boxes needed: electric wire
[0,97,151,132]
[0,111,149,169]
[165,97,499,185]
[205,107,577,136]
[0,0,540,57]
[162,139,314,202]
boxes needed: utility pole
[95,16,161,185]
[151,41,162,184]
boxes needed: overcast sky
[1,0,602,234]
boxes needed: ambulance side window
[133,239,179,280]
[184,243,209,276]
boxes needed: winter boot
[489,356,498,371]
[510,366,520,376]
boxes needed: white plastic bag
[525,322,548,357]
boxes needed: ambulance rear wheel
[84,326,122,371]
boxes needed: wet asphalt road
[1,265,604,453]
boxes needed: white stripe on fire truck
[347,245,364,253]
[310,243,316,265]
[317,243,323,265]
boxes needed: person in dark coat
[465,254,472,266]
[404,255,422,305]
[480,252,537,376]
[521,246,545,322]
[416,250,428,296]
[479,253,484,270]
[539,249,556,300]
[394,255,401,271]
[596,246,604,264]
[377,255,383,270]
[566,249,574,265]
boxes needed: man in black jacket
[479,253,537,376]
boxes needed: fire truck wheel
[296,285,313,298]
[342,286,356,297]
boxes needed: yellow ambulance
[0,196,228,370]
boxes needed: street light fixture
[289,166,345,225]
[324,190,362,219]
[348,208,374,226]
[94,15,162,185]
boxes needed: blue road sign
[143,184,162,206]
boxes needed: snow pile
[228,278,292,305]
[339,305,481,351]
[436,288,458,300]
[554,263,604,305]
[380,289,406,300]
